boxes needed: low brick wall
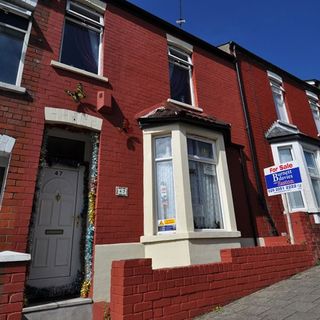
[0,262,27,320]
[110,245,313,320]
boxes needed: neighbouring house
[0,1,319,320]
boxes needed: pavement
[196,266,320,320]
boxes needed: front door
[27,165,84,295]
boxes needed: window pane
[287,192,304,209]
[312,178,320,207]
[311,107,320,132]
[0,11,28,30]
[0,26,24,84]
[169,61,191,105]
[189,160,223,229]
[304,151,318,176]
[169,47,189,62]
[187,138,213,159]
[60,19,99,74]
[155,137,172,159]
[156,161,176,231]
[272,88,287,122]
[278,147,293,162]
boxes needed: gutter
[230,42,279,237]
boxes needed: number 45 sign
[264,161,302,196]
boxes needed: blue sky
[128,0,319,81]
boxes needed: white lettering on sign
[115,186,128,197]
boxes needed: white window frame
[267,71,289,124]
[60,0,104,75]
[142,123,238,240]
[0,1,32,88]
[306,91,320,134]
[167,34,197,109]
[271,141,320,223]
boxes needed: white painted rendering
[93,243,145,302]
[45,107,102,131]
[50,60,108,83]
[267,70,283,84]
[0,251,31,262]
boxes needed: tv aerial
[176,0,186,28]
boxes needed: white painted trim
[0,251,31,262]
[76,0,106,13]
[0,135,16,155]
[45,107,102,131]
[0,82,26,94]
[23,298,92,313]
[9,0,37,11]
[50,60,109,83]
[141,230,241,243]
[166,34,193,53]
[306,90,319,101]
[267,70,283,84]
[142,123,239,238]
[167,98,203,112]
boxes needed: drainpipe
[239,146,258,246]
[231,42,279,237]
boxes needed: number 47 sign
[264,161,302,196]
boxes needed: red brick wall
[237,52,319,237]
[109,245,313,320]
[0,0,258,253]
[0,262,27,320]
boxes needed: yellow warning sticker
[164,218,176,225]
[159,220,165,226]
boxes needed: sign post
[264,161,302,244]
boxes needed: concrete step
[22,298,92,320]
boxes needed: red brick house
[0,1,319,319]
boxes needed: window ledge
[167,98,203,112]
[0,251,31,263]
[50,60,109,83]
[141,230,241,244]
[0,82,26,94]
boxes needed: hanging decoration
[80,132,99,298]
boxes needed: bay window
[60,0,104,75]
[304,150,320,207]
[143,123,238,238]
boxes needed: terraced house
[0,0,319,319]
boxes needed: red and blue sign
[264,162,302,196]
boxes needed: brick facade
[110,245,313,320]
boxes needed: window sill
[0,251,31,263]
[0,82,26,94]
[141,230,241,244]
[50,60,109,83]
[167,98,203,112]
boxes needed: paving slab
[195,266,320,320]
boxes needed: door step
[22,298,92,320]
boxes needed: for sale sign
[264,161,302,196]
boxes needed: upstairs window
[0,2,32,86]
[268,71,289,123]
[168,46,194,105]
[188,137,223,229]
[306,91,320,134]
[60,0,104,74]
